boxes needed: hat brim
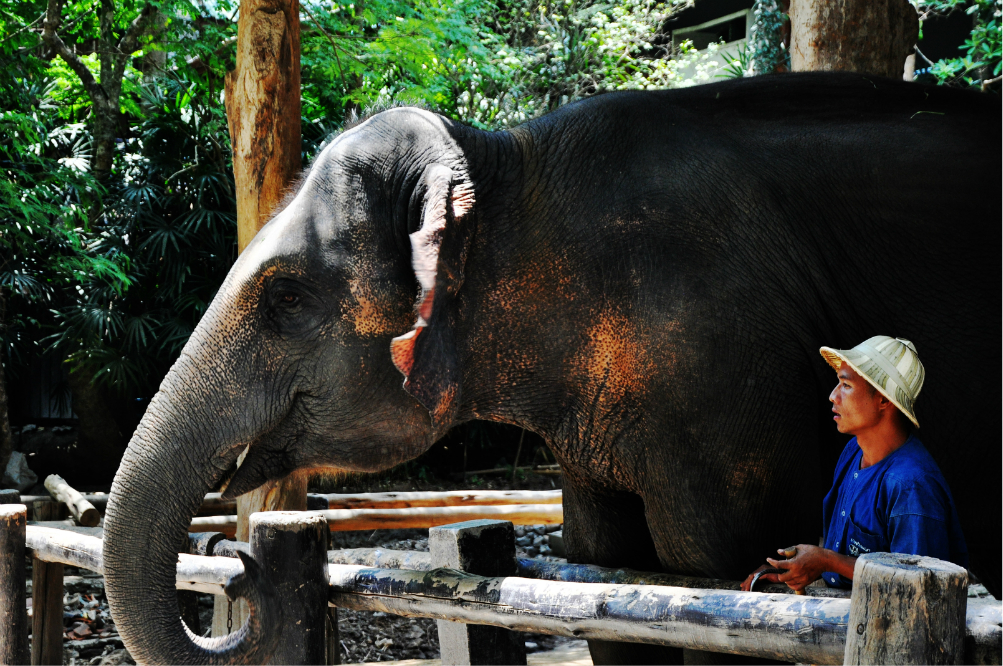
[819,346,920,428]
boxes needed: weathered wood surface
[789,0,918,78]
[327,564,851,664]
[44,474,100,526]
[1,504,30,666]
[965,600,1003,666]
[320,489,562,510]
[251,511,328,664]
[322,505,563,531]
[845,552,968,665]
[0,488,21,504]
[27,502,63,665]
[430,520,527,665]
[324,548,849,599]
[192,504,563,535]
[29,520,103,537]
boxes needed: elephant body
[103,72,1001,664]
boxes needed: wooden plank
[1,504,30,666]
[327,564,850,665]
[430,520,526,664]
[324,549,850,599]
[320,489,562,510]
[44,474,100,526]
[191,504,562,536]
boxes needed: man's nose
[829,386,838,403]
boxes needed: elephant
[102,71,1001,664]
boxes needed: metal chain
[227,599,233,634]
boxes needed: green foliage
[46,74,237,393]
[0,45,128,367]
[748,0,788,75]
[916,0,1001,88]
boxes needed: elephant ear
[391,163,475,434]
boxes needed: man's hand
[740,564,778,591]
[765,544,832,591]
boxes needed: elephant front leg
[561,476,685,666]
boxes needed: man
[741,335,967,592]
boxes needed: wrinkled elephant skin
[103,73,1001,664]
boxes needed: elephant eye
[280,293,299,305]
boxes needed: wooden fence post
[430,519,527,665]
[845,552,968,665]
[250,511,328,665]
[1,504,30,665]
[29,501,64,666]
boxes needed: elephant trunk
[103,344,281,664]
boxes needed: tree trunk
[224,0,302,253]
[788,0,919,79]
[212,0,304,637]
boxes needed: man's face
[828,364,883,434]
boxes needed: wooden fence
[2,499,1001,665]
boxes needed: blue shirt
[821,435,967,588]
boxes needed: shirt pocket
[846,517,887,557]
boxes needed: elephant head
[102,108,483,664]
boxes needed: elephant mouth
[219,439,296,499]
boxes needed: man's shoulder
[880,437,952,516]
[883,437,944,482]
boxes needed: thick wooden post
[789,0,918,79]
[29,501,64,666]
[845,552,968,665]
[224,0,301,252]
[250,511,328,665]
[1,504,30,665]
[430,520,527,665]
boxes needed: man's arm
[741,545,857,592]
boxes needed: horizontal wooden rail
[21,489,564,518]
[325,548,850,598]
[190,504,564,537]
[328,563,849,664]
[25,526,239,595]
[328,564,1002,665]
[320,489,563,510]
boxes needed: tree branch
[118,2,159,55]
[41,0,105,104]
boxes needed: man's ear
[390,163,475,436]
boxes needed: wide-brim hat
[820,335,924,428]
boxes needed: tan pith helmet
[820,335,925,428]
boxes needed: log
[430,520,526,665]
[29,502,64,666]
[322,504,563,531]
[29,519,103,537]
[1,504,30,666]
[250,511,328,665]
[0,488,21,504]
[326,606,340,665]
[844,552,968,665]
[319,489,563,510]
[44,474,100,527]
[327,564,851,664]
[192,504,562,536]
[188,531,227,557]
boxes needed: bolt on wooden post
[1,504,30,665]
[845,551,968,665]
[430,519,527,665]
[250,511,328,665]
